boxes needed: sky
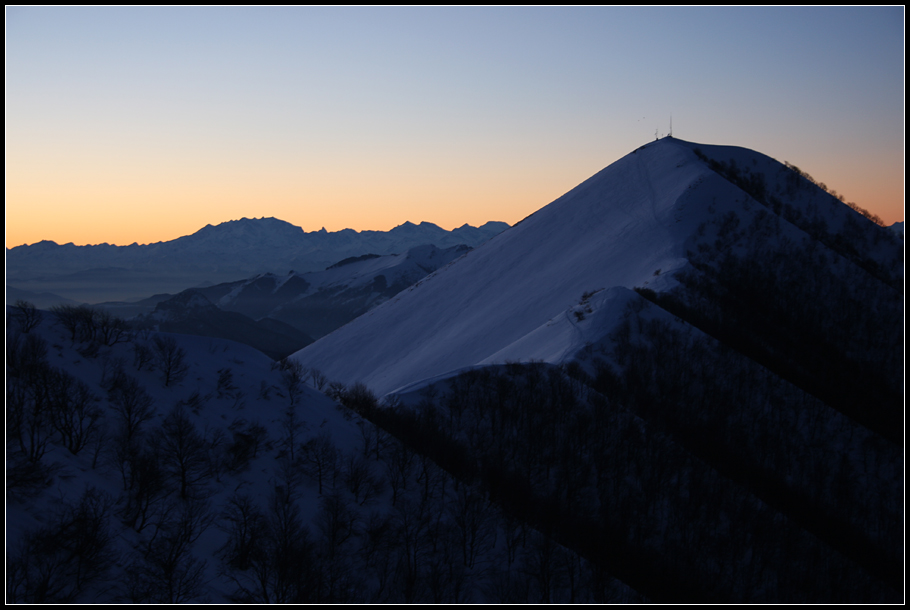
[6,6,905,247]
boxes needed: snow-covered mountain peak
[184,217,305,248]
[290,137,901,398]
[290,138,712,395]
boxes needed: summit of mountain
[290,136,902,399]
[176,217,306,249]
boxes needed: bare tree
[119,446,169,533]
[8,360,55,463]
[73,304,99,343]
[449,485,495,569]
[218,493,268,574]
[226,420,269,472]
[106,369,155,449]
[315,492,357,561]
[309,368,328,391]
[95,308,130,346]
[132,341,155,371]
[314,492,362,601]
[279,405,306,463]
[280,360,306,405]
[391,494,432,602]
[12,300,42,333]
[154,406,210,500]
[153,336,189,387]
[48,368,104,455]
[343,452,383,506]
[6,487,117,603]
[50,304,101,344]
[126,497,211,603]
[219,492,317,603]
[342,382,378,416]
[216,368,239,399]
[383,440,415,507]
[300,432,339,495]
[7,328,48,380]
[50,304,83,343]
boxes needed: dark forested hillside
[337,141,903,602]
[375,276,901,600]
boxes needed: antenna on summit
[669,114,673,138]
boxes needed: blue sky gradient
[6,6,904,246]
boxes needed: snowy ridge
[291,136,902,398]
[477,286,640,366]
[384,287,640,397]
[196,243,471,341]
[291,138,713,396]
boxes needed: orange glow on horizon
[5,159,903,248]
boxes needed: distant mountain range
[6,218,509,303]
[126,244,472,359]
